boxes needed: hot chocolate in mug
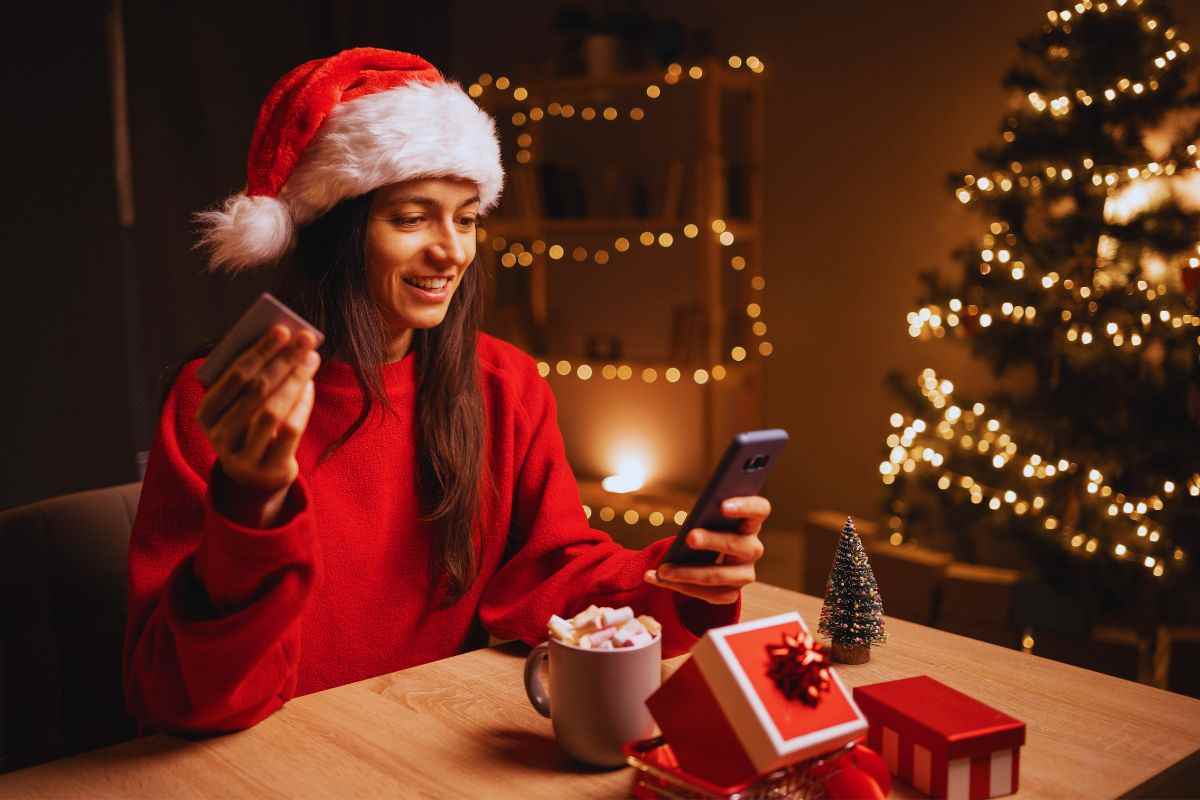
[523,632,661,767]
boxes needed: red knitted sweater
[123,334,738,734]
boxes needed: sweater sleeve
[122,362,319,735]
[478,367,740,657]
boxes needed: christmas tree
[884,0,1200,631]
[818,517,886,664]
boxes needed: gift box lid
[690,611,868,770]
[853,676,1026,760]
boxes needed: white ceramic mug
[524,634,661,767]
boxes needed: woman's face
[364,178,480,354]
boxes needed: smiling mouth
[403,275,452,291]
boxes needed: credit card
[196,292,325,387]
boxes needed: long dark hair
[176,192,491,599]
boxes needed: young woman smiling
[123,48,774,735]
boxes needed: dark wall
[1,2,451,510]
[453,0,1200,528]
[1,6,130,509]
[6,1,1199,518]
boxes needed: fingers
[721,495,772,522]
[197,322,321,496]
[241,350,320,463]
[644,569,743,605]
[654,561,757,588]
[684,528,765,563]
[261,375,316,467]
[205,336,316,453]
[197,325,291,428]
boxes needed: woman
[123,48,773,735]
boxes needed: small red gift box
[853,676,1025,800]
[645,611,868,788]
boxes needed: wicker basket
[624,736,854,800]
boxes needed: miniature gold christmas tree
[818,517,887,664]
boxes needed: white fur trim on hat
[194,193,295,272]
[284,80,504,224]
[198,80,503,271]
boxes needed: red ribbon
[765,631,832,706]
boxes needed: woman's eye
[393,216,423,227]
[459,217,478,227]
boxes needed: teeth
[404,276,450,290]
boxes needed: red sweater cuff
[675,591,742,638]
[193,474,315,613]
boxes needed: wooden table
[3,583,1199,798]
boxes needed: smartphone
[661,429,789,566]
[196,292,326,387]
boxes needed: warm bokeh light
[602,448,650,494]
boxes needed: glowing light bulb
[603,450,650,494]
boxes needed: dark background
[5,1,1200,535]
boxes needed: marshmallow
[579,626,616,649]
[548,614,576,644]
[637,615,663,638]
[602,606,635,627]
[614,618,648,646]
[547,605,662,650]
[627,631,654,648]
[571,605,604,631]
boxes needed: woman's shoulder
[176,358,207,394]
[161,358,208,422]
[476,333,539,376]
[475,333,549,402]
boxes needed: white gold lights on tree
[881,369,1189,577]
[1024,0,1191,118]
[903,224,1200,352]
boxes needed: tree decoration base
[831,641,871,665]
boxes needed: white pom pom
[194,193,294,271]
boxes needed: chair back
[0,483,141,773]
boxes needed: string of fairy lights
[581,505,690,529]
[882,369,1190,577]
[954,145,1200,205]
[467,58,764,166]
[1021,0,1191,119]
[904,222,1200,352]
[469,55,774,388]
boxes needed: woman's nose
[429,221,468,266]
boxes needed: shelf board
[473,63,764,102]
[536,354,766,375]
[483,217,758,239]
[577,478,696,517]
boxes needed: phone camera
[743,455,770,471]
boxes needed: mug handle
[523,642,551,718]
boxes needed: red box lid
[691,612,867,773]
[853,676,1025,760]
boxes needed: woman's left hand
[644,495,771,604]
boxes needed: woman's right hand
[195,324,321,527]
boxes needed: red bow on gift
[766,631,832,706]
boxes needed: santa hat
[196,48,504,271]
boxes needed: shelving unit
[475,56,768,492]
